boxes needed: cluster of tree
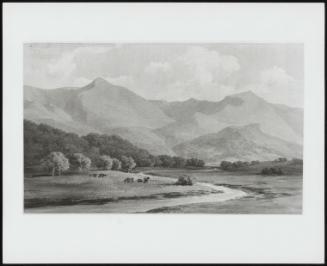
[220,160,259,170]
[274,157,288,163]
[24,120,205,173]
[40,151,136,176]
[290,158,303,165]
[25,120,156,169]
[154,155,205,168]
[260,167,284,176]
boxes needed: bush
[261,167,284,176]
[175,175,193,186]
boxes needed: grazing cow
[143,177,150,183]
[124,177,134,183]
[137,178,143,183]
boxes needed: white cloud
[240,66,303,107]
[138,46,241,101]
[144,62,171,74]
[24,44,303,107]
[73,77,92,87]
[104,75,135,89]
[47,46,113,80]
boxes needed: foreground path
[26,174,247,213]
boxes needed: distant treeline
[219,157,303,176]
[24,120,205,174]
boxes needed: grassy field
[138,167,303,214]
[25,166,302,213]
[24,170,217,209]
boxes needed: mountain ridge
[24,78,303,161]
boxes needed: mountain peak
[226,90,265,103]
[231,90,257,98]
[92,77,110,85]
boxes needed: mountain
[24,79,303,161]
[173,124,303,164]
[24,78,174,154]
[153,91,303,146]
[104,127,175,156]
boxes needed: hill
[173,124,302,164]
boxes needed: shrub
[175,175,193,186]
[261,167,284,176]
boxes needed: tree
[111,158,122,170]
[172,156,186,168]
[97,155,113,170]
[220,160,233,170]
[186,158,205,168]
[158,155,175,168]
[41,151,70,176]
[121,156,136,172]
[69,153,91,172]
[274,157,288,163]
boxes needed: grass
[24,170,214,209]
[139,167,303,214]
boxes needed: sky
[24,43,304,107]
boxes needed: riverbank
[25,170,247,213]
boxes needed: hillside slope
[173,124,302,164]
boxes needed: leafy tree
[120,156,136,172]
[172,156,186,168]
[153,156,163,167]
[111,158,122,170]
[97,155,113,170]
[158,155,175,168]
[186,158,205,168]
[220,160,233,170]
[41,151,70,176]
[69,153,91,172]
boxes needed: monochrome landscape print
[24,43,303,213]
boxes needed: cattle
[143,176,150,183]
[124,177,134,183]
[137,178,143,183]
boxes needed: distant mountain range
[24,77,303,163]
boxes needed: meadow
[24,170,218,211]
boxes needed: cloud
[261,66,296,88]
[240,66,303,107]
[137,46,241,101]
[24,44,303,107]
[144,62,171,74]
[104,75,136,89]
[47,46,113,81]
